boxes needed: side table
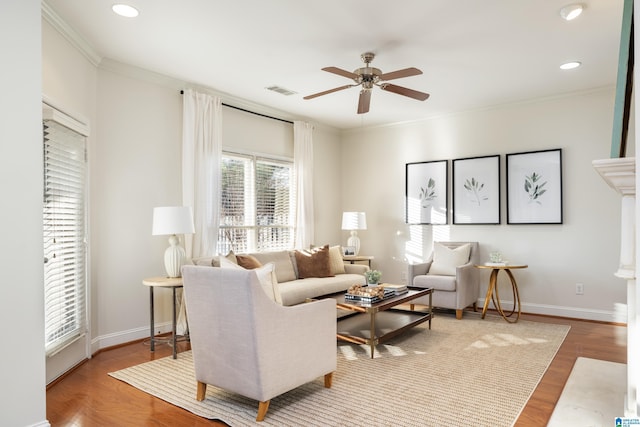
[142,276,183,359]
[474,264,528,323]
[342,255,374,268]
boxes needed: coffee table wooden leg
[369,312,376,358]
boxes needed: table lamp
[152,206,195,278]
[341,211,367,255]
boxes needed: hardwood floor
[46,313,626,426]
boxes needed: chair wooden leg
[324,372,333,388]
[410,303,415,311]
[472,302,477,312]
[256,400,270,422]
[196,381,207,401]
[456,309,463,320]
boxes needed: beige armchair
[181,265,337,422]
[407,241,480,319]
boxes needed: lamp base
[164,234,186,278]
[347,231,361,256]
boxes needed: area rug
[547,357,627,426]
[109,312,569,426]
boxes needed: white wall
[1,2,47,426]
[340,88,630,321]
[90,63,343,349]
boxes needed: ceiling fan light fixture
[112,4,139,18]
[559,4,584,21]
[560,61,582,70]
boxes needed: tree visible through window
[218,152,295,254]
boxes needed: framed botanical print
[405,160,448,225]
[506,149,563,224]
[452,155,500,224]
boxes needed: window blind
[43,119,87,357]
[218,152,295,253]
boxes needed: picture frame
[452,155,500,224]
[405,160,448,225]
[342,246,356,256]
[506,149,563,224]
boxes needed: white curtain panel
[181,89,222,258]
[293,121,314,249]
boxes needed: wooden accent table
[475,264,528,323]
[142,276,183,359]
[314,287,433,358]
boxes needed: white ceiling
[44,0,624,130]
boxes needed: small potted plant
[364,270,382,286]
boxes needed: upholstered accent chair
[407,241,480,319]
[181,265,337,422]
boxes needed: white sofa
[192,246,368,305]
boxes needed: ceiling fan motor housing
[354,67,381,88]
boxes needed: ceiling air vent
[266,85,298,96]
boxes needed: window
[43,117,88,357]
[218,152,296,254]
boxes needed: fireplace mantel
[593,156,637,416]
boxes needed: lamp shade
[152,206,195,236]
[341,212,367,230]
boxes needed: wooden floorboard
[46,313,626,426]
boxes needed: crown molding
[42,0,102,66]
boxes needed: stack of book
[381,283,408,295]
[345,286,396,305]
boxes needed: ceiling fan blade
[357,90,371,114]
[379,67,422,81]
[322,66,359,80]
[380,83,430,101]
[303,84,354,100]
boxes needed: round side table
[142,276,183,359]
[475,264,528,323]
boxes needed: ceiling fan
[304,52,430,114]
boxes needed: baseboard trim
[90,321,172,354]
[477,299,624,323]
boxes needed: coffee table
[314,286,433,358]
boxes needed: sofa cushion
[328,245,346,275]
[192,257,215,266]
[428,243,471,276]
[295,244,332,279]
[236,254,262,269]
[219,256,280,302]
[278,274,365,306]
[251,250,297,283]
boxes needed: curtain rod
[180,90,294,125]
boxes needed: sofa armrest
[344,263,370,274]
[454,262,480,302]
[407,261,432,285]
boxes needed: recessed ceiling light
[559,4,584,21]
[112,4,139,18]
[560,61,582,70]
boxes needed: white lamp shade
[152,206,195,236]
[341,212,367,230]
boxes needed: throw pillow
[328,245,346,275]
[428,243,471,276]
[211,250,237,267]
[219,257,280,303]
[236,254,262,269]
[294,244,333,279]
[218,255,242,269]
